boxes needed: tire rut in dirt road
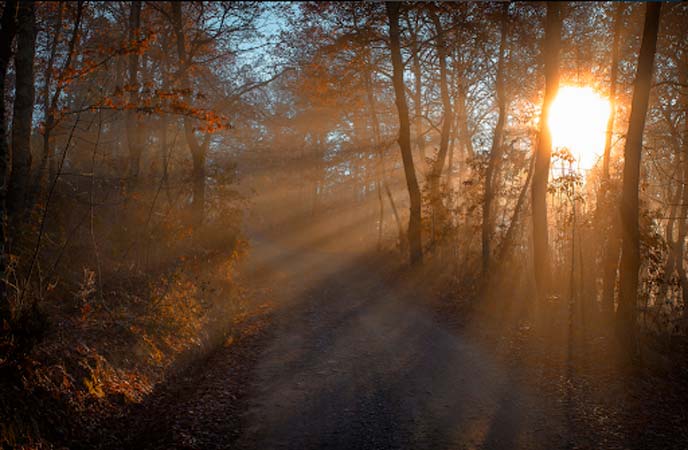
[236,258,570,450]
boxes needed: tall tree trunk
[482,4,509,276]
[0,0,17,322]
[455,82,473,182]
[677,56,688,319]
[405,14,425,176]
[445,106,458,180]
[171,2,208,227]
[677,163,688,317]
[617,2,661,348]
[428,8,453,247]
[655,180,681,309]
[363,54,385,251]
[8,1,35,218]
[497,153,535,264]
[35,3,62,198]
[598,3,624,315]
[159,114,172,204]
[385,182,405,254]
[126,2,144,190]
[531,2,562,297]
[386,2,422,265]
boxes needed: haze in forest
[0,2,687,449]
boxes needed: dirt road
[232,240,569,450]
[118,237,572,450]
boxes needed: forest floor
[81,229,687,450]
[15,225,685,449]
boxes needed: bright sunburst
[548,86,611,172]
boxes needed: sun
[548,86,611,172]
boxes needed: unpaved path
[117,238,572,449]
[234,244,569,450]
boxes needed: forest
[0,1,687,449]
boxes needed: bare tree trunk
[428,8,453,247]
[531,2,562,297]
[171,2,209,227]
[159,114,172,204]
[455,82,473,181]
[126,2,144,190]
[677,56,688,319]
[482,4,509,276]
[8,1,34,218]
[39,4,62,188]
[33,3,62,199]
[405,13,425,176]
[598,3,624,315]
[497,152,535,264]
[363,54,385,251]
[676,170,688,316]
[446,108,458,181]
[385,182,405,254]
[386,2,422,265]
[0,0,17,322]
[617,2,661,348]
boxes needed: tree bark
[386,2,422,265]
[531,2,562,297]
[126,2,144,189]
[405,13,426,176]
[362,50,385,251]
[617,2,661,348]
[385,182,405,254]
[8,1,35,218]
[598,3,624,315]
[497,152,535,264]
[428,8,453,247]
[676,56,688,320]
[0,0,17,322]
[171,2,208,227]
[482,4,509,276]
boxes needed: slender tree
[0,0,17,322]
[482,4,509,275]
[428,6,453,245]
[126,2,144,188]
[598,3,624,316]
[405,12,426,176]
[171,2,211,227]
[617,2,662,347]
[7,1,35,217]
[386,2,423,265]
[531,2,562,297]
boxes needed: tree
[617,2,662,348]
[125,2,144,188]
[405,10,426,176]
[427,6,453,246]
[386,2,422,265]
[482,3,509,276]
[598,3,624,315]
[170,2,211,227]
[531,2,562,297]
[8,1,35,217]
[0,0,17,323]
